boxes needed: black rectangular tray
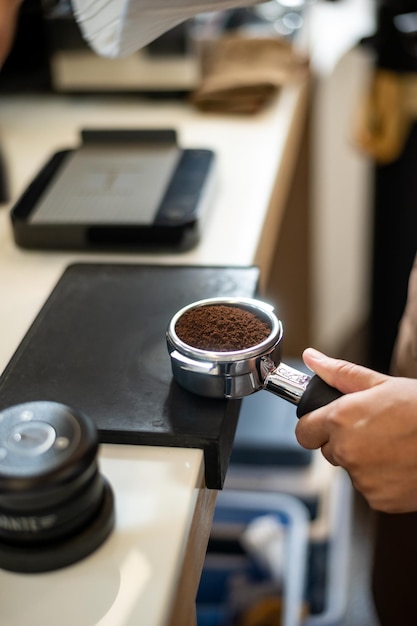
[0,263,260,488]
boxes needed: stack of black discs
[0,401,115,573]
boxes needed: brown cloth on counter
[191,35,308,114]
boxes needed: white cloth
[70,0,255,58]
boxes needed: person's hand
[295,347,417,513]
[0,0,22,68]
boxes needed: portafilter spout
[166,297,343,418]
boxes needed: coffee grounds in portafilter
[175,304,271,351]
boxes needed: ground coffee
[175,304,271,351]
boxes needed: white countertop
[0,81,308,625]
[0,444,204,626]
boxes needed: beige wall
[308,0,375,353]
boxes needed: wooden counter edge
[168,481,218,626]
[255,76,311,291]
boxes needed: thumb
[302,347,387,395]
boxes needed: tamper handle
[296,375,343,418]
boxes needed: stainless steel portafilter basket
[166,297,343,418]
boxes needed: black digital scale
[10,129,215,252]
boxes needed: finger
[295,382,367,451]
[302,347,387,395]
[295,408,331,450]
[320,441,339,467]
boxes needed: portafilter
[166,297,343,417]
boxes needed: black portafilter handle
[264,362,344,417]
[296,375,344,418]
